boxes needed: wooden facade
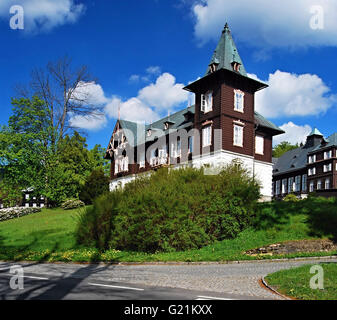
[105,24,283,195]
[273,131,337,199]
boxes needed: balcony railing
[150,156,168,167]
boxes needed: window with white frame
[288,177,294,192]
[325,178,331,190]
[234,90,244,112]
[308,167,316,176]
[302,174,307,192]
[255,135,264,155]
[295,176,301,192]
[233,124,243,147]
[150,148,157,163]
[201,91,213,113]
[159,148,166,158]
[309,181,314,192]
[202,125,212,147]
[122,157,129,172]
[324,150,332,159]
[176,138,181,157]
[282,179,287,194]
[188,136,194,153]
[317,180,322,190]
[308,155,316,164]
[324,163,332,172]
[139,152,145,168]
[275,180,281,195]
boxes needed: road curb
[260,277,294,300]
[113,255,337,266]
[0,255,336,266]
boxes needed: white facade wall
[109,149,273,200]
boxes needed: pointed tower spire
[308,127,323,137]
[205,22,247,77]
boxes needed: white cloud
[71,81,109,106]
[105,97,159,124]
[192,0,337,49]
[0,0,85,32]
[146,66,161,75]
[138,73,188,110]
[129,66,162,84]
[69,114,107,131]
[250,70,336,118]
[274,122,312,146]
[69,72,188,130]
[129,75,140,83]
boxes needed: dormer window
[201,91,213,113]
[232,62,241,72]
[209,63,218,73]
[234,90,244,113]
[164,120,174,130]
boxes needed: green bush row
[76,164,261,252]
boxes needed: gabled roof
[109,105,283,149]
[205,23,247,77]
[255,111,284,135]
[145,105,195,143]
[273,145,315,175]
[273,130,337,175]
[326,133,337,146]
[118,119,141,147]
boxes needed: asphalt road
[0,268,256,300]
[0,258,336,300]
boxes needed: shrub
[76,163,260,253]
[61,199,85,210]
[76,191,122,250]
[283,194,300,202]
[0,207,41,222]
[80,168,110,205]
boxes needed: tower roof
[308,128,323,137]
[205,23,247,77]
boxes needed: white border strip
[88,282,144,291]
[196,295,233,300]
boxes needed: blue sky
[0,0,337,149]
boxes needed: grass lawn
[265,263,337,300]
[0,199,336,263]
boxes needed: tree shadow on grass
[254,197,337,243]
[0,228,67,262]
[303,198,337,242]
[253,201,301,230]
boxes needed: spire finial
[223,22,229,33]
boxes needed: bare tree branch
[15,56,101,148]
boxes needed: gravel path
[1,257,336,300]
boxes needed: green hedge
[76,164,261,252]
